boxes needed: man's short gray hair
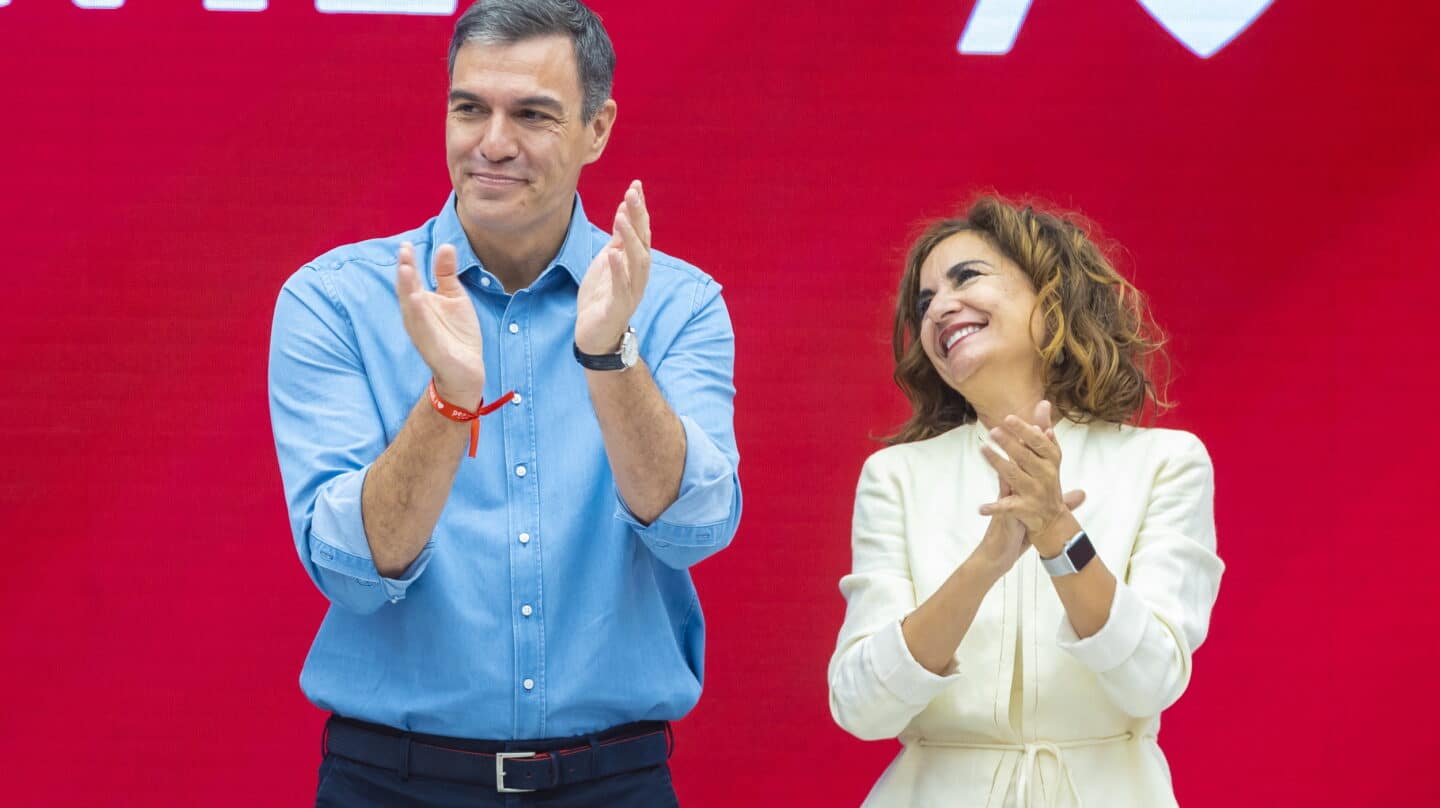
[448,0,616,122]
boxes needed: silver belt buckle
[496,750,537,793]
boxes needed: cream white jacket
[828,419,1222,807]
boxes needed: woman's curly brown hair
[888,196,1172,444]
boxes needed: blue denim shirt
[268,194,741,739]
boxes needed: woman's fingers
[988,425,1049,478]
[1000,416,1060,462]
[982,422,1074,529]
[1033,399,1054,429]
[980,445,1035,498]
[978,496,1017,517]
[979,444,1017,479]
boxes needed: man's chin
[456,194,530,230]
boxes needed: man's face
[446,36,615,237]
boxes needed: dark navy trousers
[315,753,680,807]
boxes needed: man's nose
[479,114,520,162]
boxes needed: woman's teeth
[945,325,983,352]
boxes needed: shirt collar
[430,192,596,289]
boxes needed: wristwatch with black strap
[573,326,638,371]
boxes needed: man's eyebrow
[447,90,565,113]
[512,94,564,112]
[946,260,990,282]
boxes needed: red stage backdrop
[2,1,1437,805]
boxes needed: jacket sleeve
[1056,432,1224,717]
[828,452,962,740]
[268,269,435,615]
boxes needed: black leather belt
[323,715,673,793]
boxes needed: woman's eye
[915,293,933,321]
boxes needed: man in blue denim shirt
[267,2,740,804]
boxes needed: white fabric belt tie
[914,731,1145,808]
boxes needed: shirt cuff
[614,414,737,542]
[1056,580,1150,673]
[869,619,962,705]
[310,466,433,602]
[309,535,432,601]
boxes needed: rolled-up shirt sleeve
[269,268,434,614]
[1056,433,1224,718]
[616,279,741,569]
[829,453,961,741]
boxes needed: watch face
[620,329,639,367]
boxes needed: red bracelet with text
[426,379,516,458]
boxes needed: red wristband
[426,379,515,458]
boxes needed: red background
[3,1,1437,805]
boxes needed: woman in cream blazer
[828,198,1223,808]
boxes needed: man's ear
[583,98,618,166]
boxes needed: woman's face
[915,231,1045,398]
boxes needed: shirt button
[521,604,533,617]
[508,322,520,334]
[518,532,531,545]
[511,393,523,406]
[515,464,527,477]
[480,277,492,287]
[522,678,535,691]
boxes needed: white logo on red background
[14,1,460,13]
[958,0,1273,58]
[13,0,1273,59]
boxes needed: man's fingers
[614,210,649,294]
[396,243,430,332]
[607,247,630,291]
[396,260,439,347]
[1062,489,1087,510]
[433,244,462,297]
[625,180,651,248]
[396,242,419,298]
